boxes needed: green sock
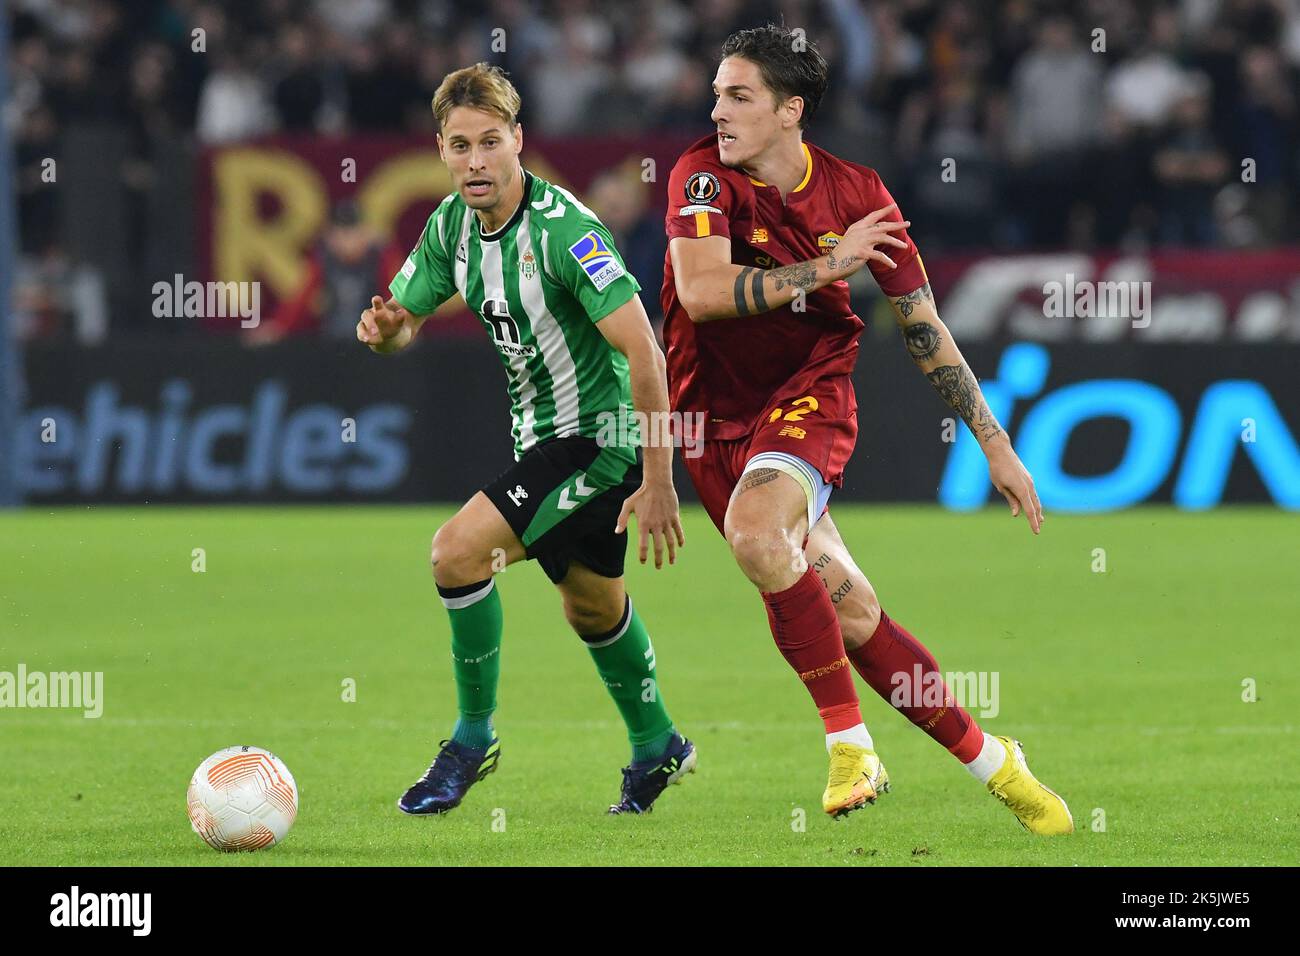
[438,579,503,749]
[451,715,495,750]
[583,597,675,763]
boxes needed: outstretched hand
[615,481,686,569]
[987,443,1044,534]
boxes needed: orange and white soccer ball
[187,746,299,851]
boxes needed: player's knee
[725,517,803,588]
[430,522,489,587]
[562,592,623,636]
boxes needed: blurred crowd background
[6,0,1300,339]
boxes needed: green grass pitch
[1,505,1296,866]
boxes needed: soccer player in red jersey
[661,25,1071,832]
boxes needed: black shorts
[483,436,642,584]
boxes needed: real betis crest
[520,251,537,279]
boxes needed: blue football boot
[398,738,500,815]
[608,733,697,814]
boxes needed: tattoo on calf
[926,364,1004,442]
[809,551,855,604]
[904,321,942,363]
[829,578,854,605]
[893,282,933,319]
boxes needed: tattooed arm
[668,205,909,323]
[889,281,1045,533]
[893,283,1004,443]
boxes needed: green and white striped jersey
[389,169,641,461]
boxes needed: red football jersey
[660,134,928,440]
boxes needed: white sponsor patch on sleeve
[678,204,723,215]
[400,255,416,279]
[567,230,625,292]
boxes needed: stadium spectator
[249,200,404,343]
[271,24,326,132]
[1005,15,1105,247]
[195,46,274,143]
[1105,6,1189,133]
[1152,74,1229,246]
[1232,44,1297,242]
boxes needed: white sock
[826,723,874,753]
[964,732,1008,784]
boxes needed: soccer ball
[187,746,299,852]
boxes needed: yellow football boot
[986,736,1073,835]
[822,742,890,818]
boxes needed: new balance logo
[506,485,528,507]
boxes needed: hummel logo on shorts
[506,484,528,507]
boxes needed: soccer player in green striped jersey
[357,63,696,817]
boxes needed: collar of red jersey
[746,142,814,193]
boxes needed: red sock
[762,568,862,733]
[847,610,984,763]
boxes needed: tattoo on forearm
[903,321,942,363]
[750,269,769,313]
[734,267,757,316]
[826,249,859,271]
[734,467,781,496]
[768,262,817,293]
[893,282,933,319]
[925,363,1004,442]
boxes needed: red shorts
[683,376,858,534]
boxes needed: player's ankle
[826,722,874,753]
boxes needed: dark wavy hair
[720,24,829,129]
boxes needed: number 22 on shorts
[767,395,819,424]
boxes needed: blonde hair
[432,62,521,130]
